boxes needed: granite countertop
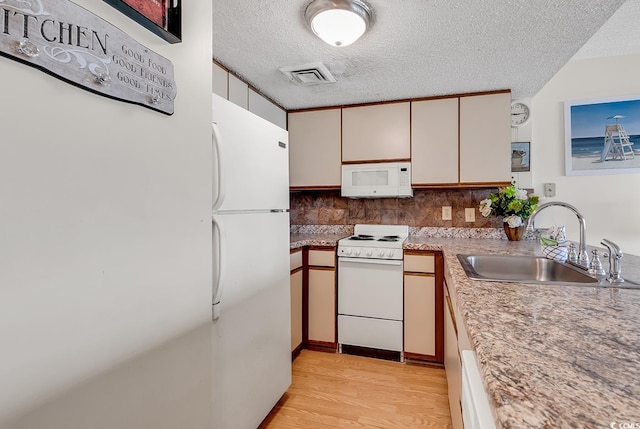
[290,232,348,249]
[406,236,640,428]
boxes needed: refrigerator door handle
[212,123,226,212]
[212,215,225,320]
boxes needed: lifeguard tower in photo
[600,115,635,162]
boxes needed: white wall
[532,54,640,255]
[0,1,212,428]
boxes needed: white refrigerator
[212,94,291,429]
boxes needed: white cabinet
[445,278,464,429]
[411,97,459,185]
[212,62,228,99]
[342,102,410,162]
[288,109,342,188]
[403,252,442,361]
[308,248,337,346]
[459,92,511,184]
[290,249,303,354]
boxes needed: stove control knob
[378,249,385,257]
[354,249,361,256]
[387,249,395,257]
[366,249,373,257]
[345,248,352,256]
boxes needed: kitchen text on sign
[0,0,176,115]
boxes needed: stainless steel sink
[457,254,599,285]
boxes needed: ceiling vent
[279,62,336,86]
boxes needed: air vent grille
[279,62,336,86]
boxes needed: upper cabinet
[286,91,511,190]
[288,109,342,188]
[411,97,459,185]
[459,92,511,184]
[342,102,411,163]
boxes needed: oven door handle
[339,257,403,266]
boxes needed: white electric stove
[337,224,409,260]
[337,224,409,360]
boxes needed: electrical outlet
[442,206,452,221]
[544,182,556,197]
[465,208,476,222]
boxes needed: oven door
[337,257,403,320]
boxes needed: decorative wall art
[103,0,181,44]
[0,0,176,115]
[511,141,530,172]
[565,95,640,176]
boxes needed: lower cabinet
[307,248,337,348]
[403,251,444,362]
[444,278,463,429]
[444,257,472,429]
[290,249,303,355]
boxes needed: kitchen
[2,1,640,429]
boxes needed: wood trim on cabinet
[307,266,335,272]
[292,343,303,361]
[404,351,439,363]
[434,252,444,362]
[302,247,309,346]
[290,266,304,275]
[404,249,436,256]
[404,271,435,278]
[306,340,338,352]
[341,158,412,165]
[458,181,511,187]
[290,185,340,191]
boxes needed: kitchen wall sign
[0,0,177,115]
[103,0,181,44]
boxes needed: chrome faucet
[528,201,589,269]
[600,239,624,284]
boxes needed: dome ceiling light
[304,0,373,47]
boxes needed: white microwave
[341,162,413,198]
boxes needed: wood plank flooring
[259,350,453,429]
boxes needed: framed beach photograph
[565,95,640,176]
[103,0,182,43]
[511,141,530,172]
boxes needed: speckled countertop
[406,236,640,429]
[291,229,640,428]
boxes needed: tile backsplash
[290,188,502,228]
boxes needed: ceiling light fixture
[304,0,373,48]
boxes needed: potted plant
[479,185,539,241]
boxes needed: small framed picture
[511,141,530,172]
[103,0,182,44]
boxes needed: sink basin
[457,254,599,285]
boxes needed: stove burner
[377,237,399,242]
[349,235,374,241]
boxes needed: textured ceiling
[213,0,628,110]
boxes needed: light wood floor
[259,350,453,429]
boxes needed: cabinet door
[459,92,511,184]
[288,109,342,188]
[342,102,410,162]
[308,268,336,344]
[411,98,459,185]
[404,274,436,356]
[290,269,303,352]
[445,282,464,429]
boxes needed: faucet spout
[528,201,589,268]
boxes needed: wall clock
[510,101,530,127]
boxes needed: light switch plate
[544,183,556,197]
[465,208,476,222]
[442,206,452,221]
